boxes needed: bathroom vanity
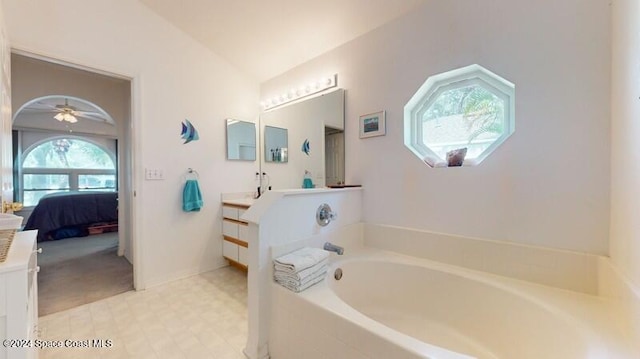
[0,230,39,359]
[221,197,253,271]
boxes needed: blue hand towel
[183,179,203,212]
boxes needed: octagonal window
[404,64,515,167]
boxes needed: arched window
[21,138,116,206]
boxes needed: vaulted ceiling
[139,0,425,81]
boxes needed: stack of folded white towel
[273,247,329,293]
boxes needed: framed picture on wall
[359,110,386,138]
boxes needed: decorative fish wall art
[301,139,310,156]
[181,119,200,144]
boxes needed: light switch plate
[145,168,164,180]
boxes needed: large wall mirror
[259,88,345,189]
[226,119,256,161]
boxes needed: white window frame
[404,64,515,166]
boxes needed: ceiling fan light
[64,113,78,123]
[54,111,78,123]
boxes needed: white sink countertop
[222,197,255,207]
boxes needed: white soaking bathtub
[272,248,636,359]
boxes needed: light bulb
[260,74,337,109]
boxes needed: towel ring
[185,168,199,180]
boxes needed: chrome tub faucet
[324,242,344,255]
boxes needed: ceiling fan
[54,99,78,123]
[21,97,110,124]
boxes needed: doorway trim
[11,48,145,290]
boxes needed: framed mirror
[226,119,256,161]
[264,126,288,163]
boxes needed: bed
[24,191,118,241]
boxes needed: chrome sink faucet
[324,242,344,255]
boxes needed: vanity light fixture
[261,74,337,110]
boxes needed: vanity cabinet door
[223,240,239,262]
[0,230,38,359]
[238,223,248,242]
[238,246,248,266]
[222,220,239,238]
[221,201,250,270]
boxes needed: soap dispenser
[302,170,314,189]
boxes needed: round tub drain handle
[334,268,343,280]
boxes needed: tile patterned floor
[37,266,248,359]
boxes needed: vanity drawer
[222,206,240,221]
[223,240,239,262]
[222,219,239,238]
[221,198,251,271]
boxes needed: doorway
[10,52,136,315]
[325,126,345,186]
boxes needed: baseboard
[144,259,230,289]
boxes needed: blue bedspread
[24,191,118,241]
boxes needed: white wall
[610,0,640,292]
[606,0,640,347]
[261,0,611,254]
[0,1,12,207]
[2,0,260,287]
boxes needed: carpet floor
[37,232,133,316]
